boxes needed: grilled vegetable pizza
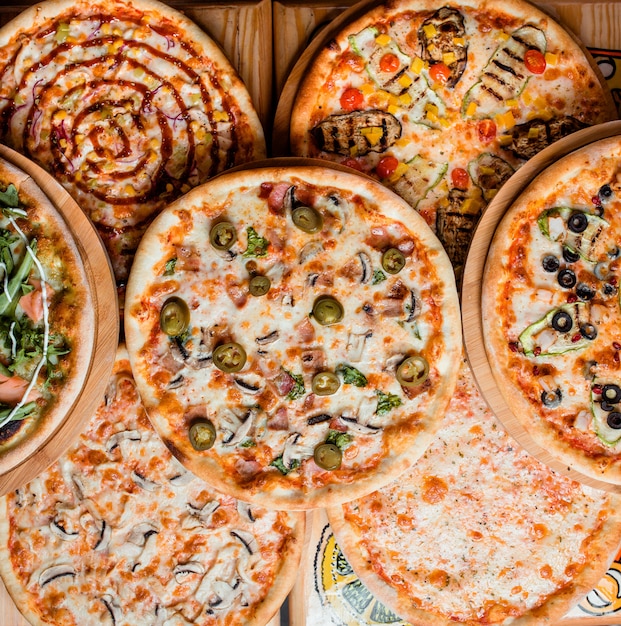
[124,164,461,509]
[482,135,621,483]
[328,359,621,626]
[0,0,266,283]
[288,0,616,270]
[0,346,304,626]
[0,155,91,458]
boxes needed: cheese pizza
[482,134,621,483]
[0,0,266,283]
[0,155,92,458]
[288,0,616,270]
[328,359,621,625]
[0,346,304,626]
[124,164,461,510]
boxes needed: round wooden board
[0,144,119,495]
[462,119,621,493]
[272,0,612,157]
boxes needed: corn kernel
[426,43,437,54]
[359,83,375,95]
[545,52,558,66]
[506,99,519,107]
[390,162,409,182]
[387,104,400,115]
[124,184,135,196]
[213,111,229,122]
[361,126,383,145]
[166,183,174,193]
[75,133,85,145]
[74,171,83,182]
[453,37,465,46]
[426,111,439,124]
[423,24,437,38]
[439,117,451,128]
[375,33,392,46]
[499,134,513,146]
[521,90,533,106]
[395,137,410,147]
[443,52,456,66]
[480,166,496,176]
[398,92,412,106]
[101,23,111,35]
[410,57,425,75]
[528,127,540,139]
[425,103,439,116]
[398,73,413,88]
[349,145,359,157]
[466,101,477,117]
[55,109,68,121]
[497,32,510,41]
[59,139,67,149]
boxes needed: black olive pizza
[328,359,621,626]
[0,346,304,626]
[0,0,266,283]
[482,134,621,483]
[287,0,616,270]
[0,155,92,458]
[124,164,461,510]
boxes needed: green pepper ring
[189,420,216,451]
[213,342,247,373]
[159,296,190,337]
[314,443,342,470]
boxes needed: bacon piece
[273,370,295,397]
[267,183,291,214]
[235,458,262,479]
[294,317,315,343]
[301,349,326,372]
[224,275,247,308]
[267,407,289,430]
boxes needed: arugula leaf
[239,438,256,448]
[164,257,177,276]
[336,364,368,387]
[285,370,305,401]
[0,184,19,209]
[242,226,269,258]
[0,401,37,426]
[326,429,353,450]
[375,389,402,415]
[0,240,36,316]
[372,269,387,284]
[270,455,300,475]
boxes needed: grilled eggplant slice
[436,204,479,268]
[392,155,447,209]
[311,110,401,156]
[468,153,514,201]
[419,8,468,88]
[462,25,546,117]
[502,116,588,160]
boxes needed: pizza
[287,0,616,270]
[123,163,462,510]
[0,155,92,459]
[0,0,266,284]
[0,345,304,626]
[482,134,621,483]
[327,358,621,626]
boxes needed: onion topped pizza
[482,134,621,483]
[287,0,616,270]
[124,164,461,509]
[0,0,266,283]
[0,346,303,626]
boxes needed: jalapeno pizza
[0,0,266,284]
[0,346,303,626]
[287,0,615,271]
[482,135,621,483]
[124,164,461,509]
[328,359,621,626]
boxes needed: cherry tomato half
[524,49,546,75]
[379,52,401,73]
[477,119,497,144]
[451,167,469,190]
[340,87,364,112]
[429,62,451,85]
[376,155,399,179]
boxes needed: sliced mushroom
[209,580,242,610]
[70,474,86,500]
[405,290,418,323]
[101,594,122,625]
[282,432,314,470]
[358,252,372,284]
[187,500,220,522]
[222,409,256,447]
[231,530,258,555]
[340,415,381,435]
[236,501,255,523]
[173,561,205,583]
[39,564,76,587]
[94,520,111,551]
[167,373,185,389]
[127,522,159,547]
[256,330,279,345]
[131,471,159,492]
[384,353,406,373]
[299,241,324,264]
[346,330,372,362]
[50,519,79,541]
[106,430,141,453]
[233,376,263,395]
[169,471,195,487]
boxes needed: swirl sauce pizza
[328,359,621,626]
[0,0,265,282]
[0,347,304,626]
[288,0,616,270]
[124,165,461,510]
[483,135,621,483]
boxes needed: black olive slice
[557,268,576,288]
[576,283,595,301]
[567,212,588,233]
[603,283,618,297]
[551,310,572,332]
[599,184,613,200]
[601,400,616,413]
[541,388,562,408]
[541,255,559,273]
[579,323,597,341]
[607,412,621,429]
[562,247,580,263]
[602,384,621,404]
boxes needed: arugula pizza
[482,134,621,483]
[0,0,266,284]
[288,0,616,270]
[0,346,303,626]
[0,155,91,461]
[124,164,461,509]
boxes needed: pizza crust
[125,163,462,509]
